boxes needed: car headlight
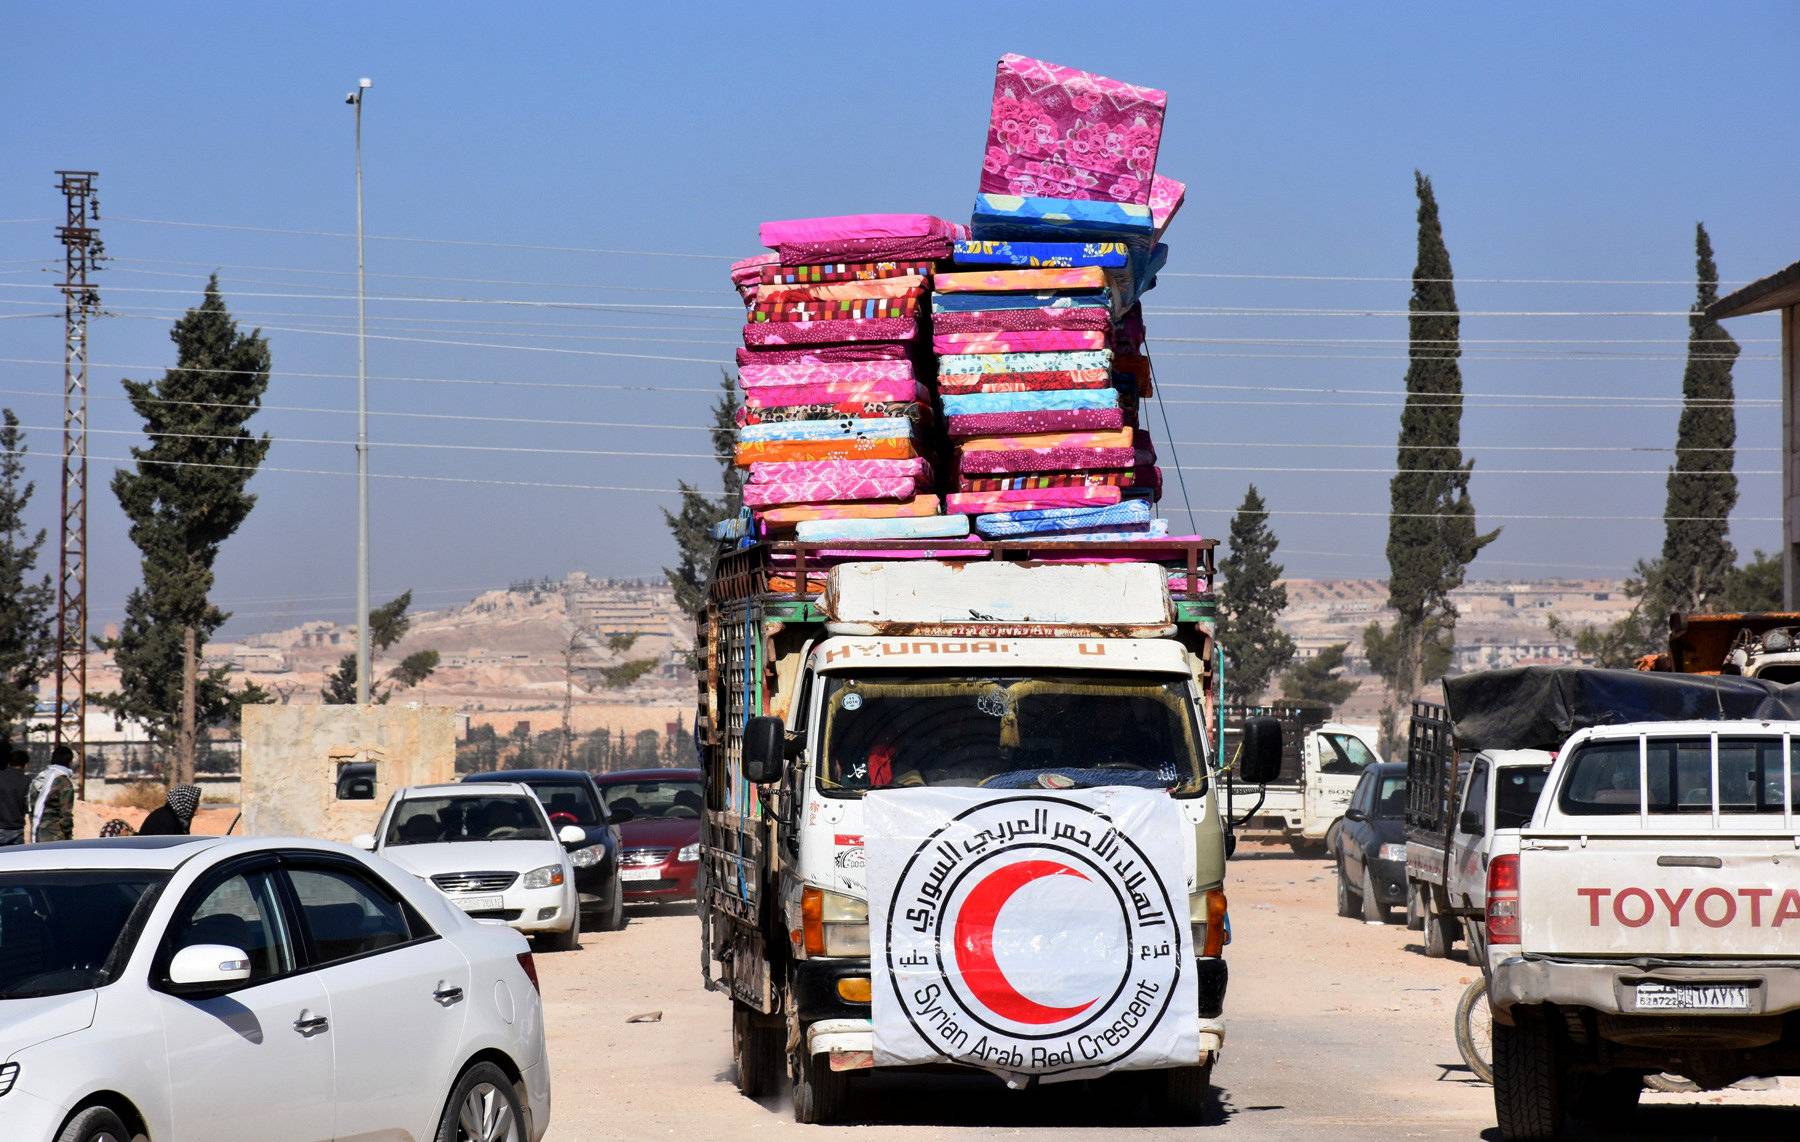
[801,887,868,957]
[522,864,566,890]
[569,845,605,868]
[1378,843,1408,862]
[677,842,699,863]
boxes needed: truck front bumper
[1491,955,1800,1021]
[793,956,1229,1066]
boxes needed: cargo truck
[694,539,1281,1123]
[1223,705,1383,854]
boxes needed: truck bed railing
[711,537,1217,606]
[1405,699,1458,833]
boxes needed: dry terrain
[536,846,1800,1140]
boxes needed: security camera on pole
[346,77,372,704]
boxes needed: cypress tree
[1373,173,1497,709]
[0,411,54,736]
[1654,224,1739,615]
[1216,485,1296,703]
[663,370,742,619]
[95,277,270,781]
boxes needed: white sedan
[357,783,584,951]
[0,835,550,1142]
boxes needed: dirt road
[536,848,1800,1139]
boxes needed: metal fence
[18,739,242,782]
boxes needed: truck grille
[621,847,670,867]
[431,871,518,893]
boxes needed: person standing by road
[0,745,28,845]
[137,784,201,836]
[29,745,76,843]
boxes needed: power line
[106,215,737,261]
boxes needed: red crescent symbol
[953,860,1099,1025]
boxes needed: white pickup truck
[1227,717,1383,853]
[1487,719,1800,1139]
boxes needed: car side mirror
[352,833,377,852]
[558,825,587,846]
[1344,808,1366,823]
[1238,716,1284,785]
[744,716,785,784]
[169,943,252,989]
[1459,810,1483,835]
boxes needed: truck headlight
[801,886,868,957]
[569,845,605,868]
[522,864,565,890]
[677,842,700,863]
[1378,844,1408,862]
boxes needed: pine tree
[1279,644,1359,709]
[1655,224,1740,615]
[0,411,54,736]
[321,590,440,703]
[95,277,270,782]
[663,370,743,619]
[1216,485,1295,702]
[1369,173,1498,711]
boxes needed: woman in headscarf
[98,818,134,838]
[137,784,201,836]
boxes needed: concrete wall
[240,704,458,841]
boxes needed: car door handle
[434,985,465,1006]
[292,1013,329,1036]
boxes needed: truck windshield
[1558,737,1797,816]
[1494,765,1549,829]
[818,672,1205,795]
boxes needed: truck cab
[1305,722,1384,855]
[1487,719,1800,1138]
[697,543,1281,1124]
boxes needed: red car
[591,768,703,904]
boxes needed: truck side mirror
[744,716,786,784]
[1239,716,1284,785]
[1459,810,1483,835]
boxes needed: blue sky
[3,3,1797,636]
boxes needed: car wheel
[1156,1058,1215,1124]
[1492,1010,1565,1141]
[55,1106,132,1142]
[1336,858,1358,918]
[599,873,628,931]
[435,1061,526,1142]
[733,1001,783,1099]
[1360,865,1389,923]
[1324,818,1343,859]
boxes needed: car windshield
[1494,766,1550,829]
[1372,774,1407,819]
[385,794,551,844]
[0,871,167,998]
[600,780,702,821]
[520,779,602,827]
[819,671,1205,795]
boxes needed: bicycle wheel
[1455,975,1494,1085]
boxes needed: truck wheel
[790,1042,848,1124]
[1423,893,1454,958]
[1336,859,1358,918]
[1492,1010,1565,1141]
[1361,866,1390,924]
[1405,882,1425,931]
[732,1002,782,1099]
[1157,1057,1216,1124]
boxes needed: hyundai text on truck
[1464,666,1800,1140]
[693,539,1280,1124]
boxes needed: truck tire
[1405,882,1425,931]
[1492,1010,1565,1141]
[1157,1057,1216,1124]
[790,1042,848,1124]
[1423,892,1454,958]
[1361,866,1389,924]
[1336,858,1359,918]
[732,1001,782,1099]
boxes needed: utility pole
[561,632,578,769]
[346,78,372,704]
[54,171,99,798]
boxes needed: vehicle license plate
[1635,982,1749,1011]
[452,894,504,911]
[620,868,661,882]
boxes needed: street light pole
[348,77,372,704]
